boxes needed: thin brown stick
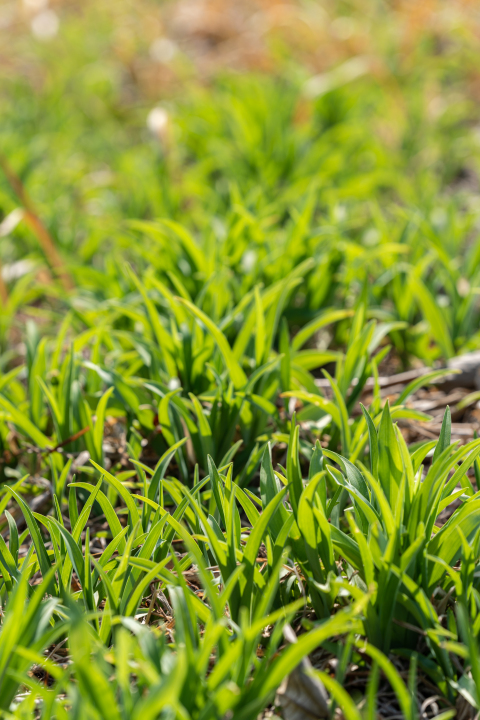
[0,256,8,305]
[46,425,90,453]
[145,582,159,625]
[0,154,74,291]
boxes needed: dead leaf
[275,625,330,720]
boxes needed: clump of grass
[1,0,480,716]
[0,310,479,717]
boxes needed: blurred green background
[1,0,480,365]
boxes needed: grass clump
[1,0,480,717]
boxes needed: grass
[1,0,480,717]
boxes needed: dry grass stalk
[0,257,8,305]
[0,154,74,292]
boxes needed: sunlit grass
[0,0,480,717]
